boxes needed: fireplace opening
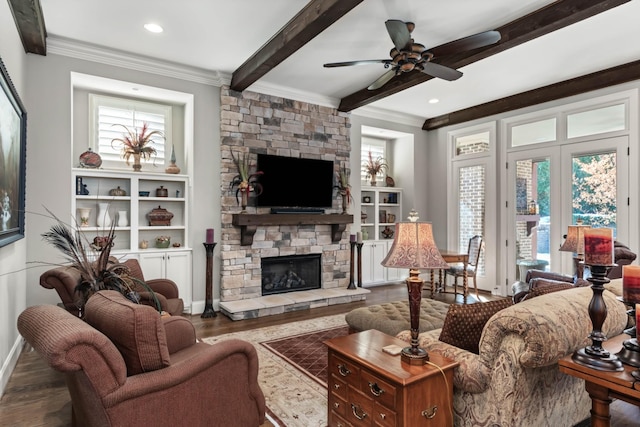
[261,254,321,296]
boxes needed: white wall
[0,1,28,394]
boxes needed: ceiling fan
[324,20,501,90]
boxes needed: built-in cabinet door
[139,250,192,312]
[361,241,391,285]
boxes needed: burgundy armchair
[18,291,266,427]
[39,258,183,316]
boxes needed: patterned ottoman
[345,299,450,336]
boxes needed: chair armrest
[137,291,169,313]
[162,316,196,354]
[146,279,180,299]
[396,329,492,393]
[525,270,574,284]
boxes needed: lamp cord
[424,360,454,426]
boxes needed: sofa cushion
[439,298,513,354]
[85,290,170,375]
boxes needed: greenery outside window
[89,94,172,168]
[361,137,386,184]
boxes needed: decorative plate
[79,148,102,168]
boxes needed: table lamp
[381,211,449,365]
[559,219,590,280]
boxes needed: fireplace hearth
[262,254,321,296]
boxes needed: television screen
[256,154,334,208]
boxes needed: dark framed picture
[0,57,27,248]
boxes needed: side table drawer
[329,388,348,418]
[330,374,348,400]
[373,402,396,427]
[329,352,360,384]
[329,410,353,427]
[346,386,374,427]
[360,369,397,409]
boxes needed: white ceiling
[39,0,640,125]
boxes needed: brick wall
[219,87,352,302]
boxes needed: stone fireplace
[261,254,321,296]
[217,87,369,320]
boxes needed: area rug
[203,314,349,427]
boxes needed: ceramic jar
[156,186,168,197]
[96,203,111,228]
[109,186,127,196]
[147,206,174,226]
[117,210,128,227]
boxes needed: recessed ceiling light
[144,23,163,33]
[428,98,439,104]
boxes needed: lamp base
[572,347,624,371]
[401,346,429,365]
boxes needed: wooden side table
[558,333,640,427]
[325,329,458,427]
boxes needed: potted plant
[363,151,388,186]
[230,150,264,212]
[111,122,164,171]
[334,165,352,214]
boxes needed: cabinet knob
[351,403,368,421]
[421,405,438,419]
[333,383,341,390]
[333,402,340,409]
[337,364,351,377]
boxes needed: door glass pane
[515,158,550,279]
[458,165,485,275]
[567,104,625,139]
[572,152,617,236]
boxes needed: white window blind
[90,95,171,167]
[361,137,386,184]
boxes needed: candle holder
[348,241,357,289]
[356,242,364,287]
[617,297,637,337]
[572,263,623,371]
[201,242,217,318]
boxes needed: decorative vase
[370,175,377,186]
[361,228,369,240]
[341,194,349,214]
[132,153,142,172]
[96,203,111,228]
[240,188,249,213]
[165,145,181,174]
[117,210,128,227]
[78,208,91,228]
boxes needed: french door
[506,136,628,282]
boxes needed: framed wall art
[0,57,27,248]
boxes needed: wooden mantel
[232,213,354,246]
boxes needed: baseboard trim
[0,336,24,397]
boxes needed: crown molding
[352,105,425,128]
[47,35,225,86]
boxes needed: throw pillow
[438,298,513,354]
[85,290,170,375]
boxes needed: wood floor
[1,284,638,426]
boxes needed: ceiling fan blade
[419,61,463,81]
[429,30,501,58]
[367,69,396,90]
[385,20,411,50]
[324,59,391,68]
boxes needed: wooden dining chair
[445,235,484,300]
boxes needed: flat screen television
[256,154,334,209]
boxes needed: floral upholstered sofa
[397,280,627,427]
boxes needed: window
[89,94,172,167]
[361,137,386,184]
[567,103,625,139]
[511,118,557,147]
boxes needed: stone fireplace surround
[218,87,368,320]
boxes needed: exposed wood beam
[337,0,630,112]
[8,0,47,55]
[231,0,364,92]
[423,59,640,130]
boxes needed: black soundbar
[270,208,325,214]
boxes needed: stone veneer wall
[219,86,352,302]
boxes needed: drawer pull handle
[422,405,438,419]
[338,364,351,377]
[333,383,341,390]
[368,381,385,396]
[351,403,368,420]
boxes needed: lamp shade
[559,223,590,254]
[381,222,449,270]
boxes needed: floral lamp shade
[381,221,449,270]
[560,221,591,255]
